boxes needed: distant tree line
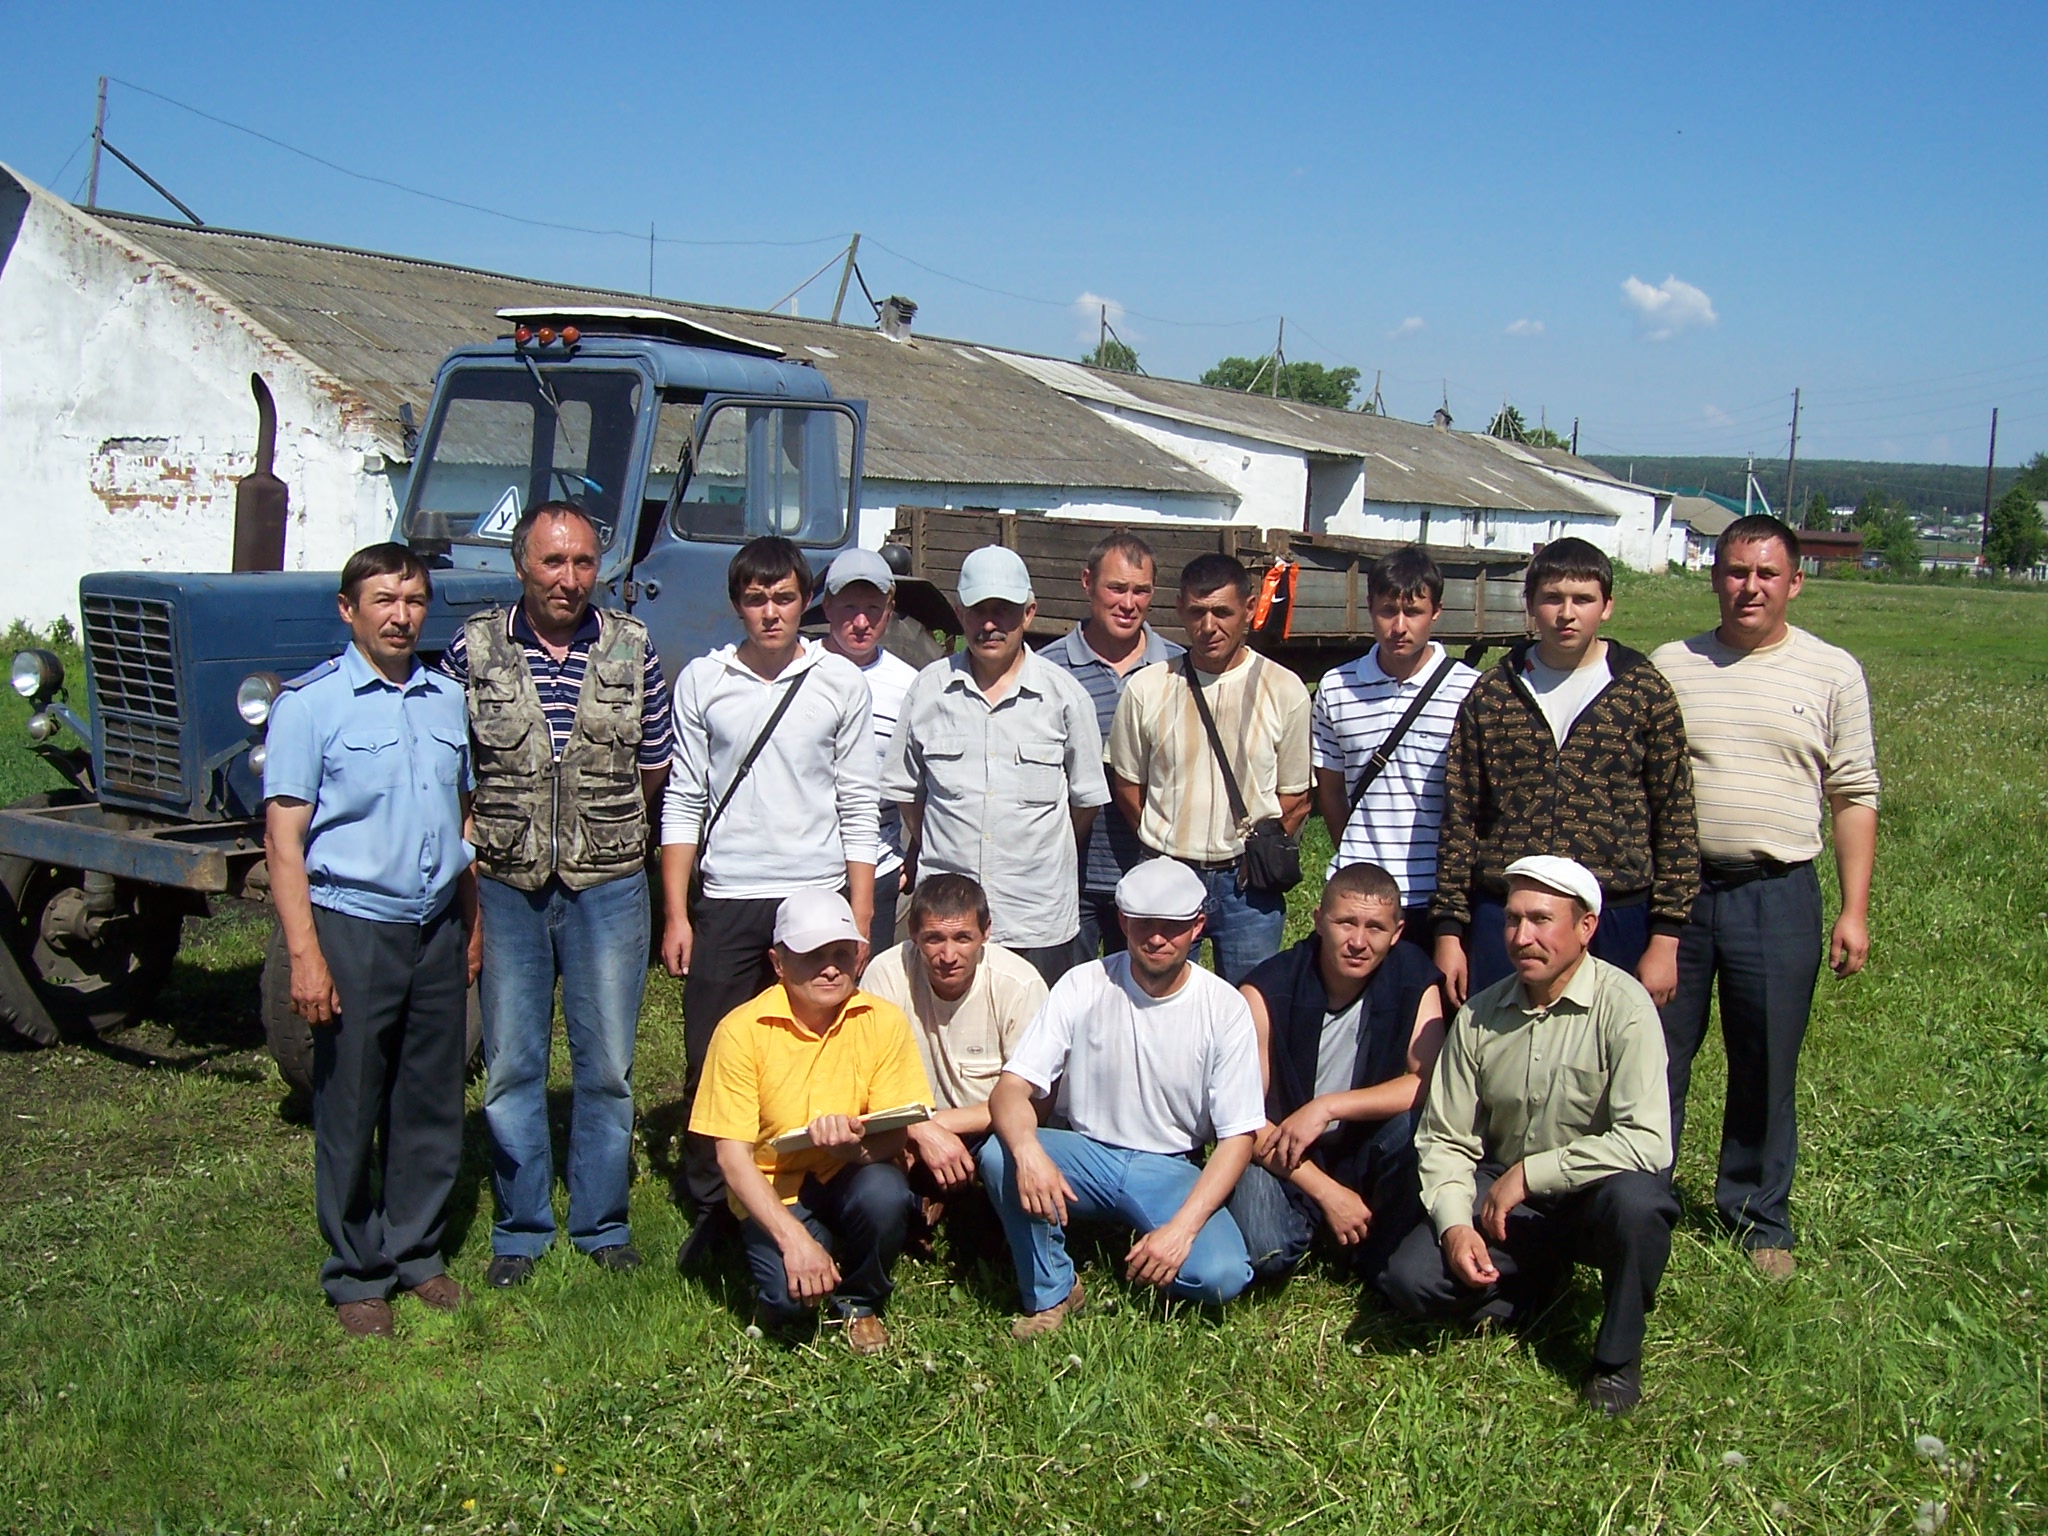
[1584,455,2025,521]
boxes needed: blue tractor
[0,308,946,1090]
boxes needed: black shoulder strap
[700,666,813,848]
[1345,654,1458,823]
[1184,656,1250,827]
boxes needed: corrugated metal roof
[987,353,1617,518]
[77,206,1232,499]
[1669,495,1736,535]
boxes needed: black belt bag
[1183,658,1301,895]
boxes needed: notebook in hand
[768,1103,931,1155]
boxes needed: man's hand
[1434,934,1469,1009]
[905,1120,976,1190]
[465,914,484,987]
[1266,1099,1336,1173]
[1013,1142,1077,1227]
[1477,1162,1529,1244]
[808,1113,868,1164]
[1125,1219,1196,1288]
[289,945,342,1026]
[1441,1225,1501,1289]
[1636,932,1680,1007]
[779,1228,841,1304]
[1830,910,1870,977]
[661,913,694,978]
[1316,1183,1373,1248]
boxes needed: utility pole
[1272,317,1285,398]
[648,223,655,297]
[1099,303,1108,360]
[87,76,107,209]
[1782,387,1801,519]
[829,233,862,326]
[1570,417,1579,456]
[1982,406,1999,555]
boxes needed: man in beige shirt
[859,873,1048,1249]
[1381,856,1677,1415]
[1108,553,1313,983]
[1653,514,1879,1280]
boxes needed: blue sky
[5,1,2043,468]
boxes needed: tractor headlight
[247,740,268,776]
[236,672,283,728]
[10,648,62,701]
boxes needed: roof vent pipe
[880,295,918,343]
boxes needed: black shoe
[676,1206,737,1273]
[590,1243,643,1274]
[1582,1360,1643,1416]
[486,1254,537,1289]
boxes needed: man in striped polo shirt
[1312,547,1479,952]
[441,501,675,1286]
[1653,515,1879,1280]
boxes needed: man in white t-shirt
[979,858,1264,1337]
[861,873,1048,1248]
[821,549,921,954]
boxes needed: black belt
[1700,857,1811,890]
[1142,844,1238,873]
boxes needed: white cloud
[1702,403,1733,427]
[1505,318,1545,337]
[1621,275,1717,341]
[1389,316,1425,339]
[1074,291,1134,348]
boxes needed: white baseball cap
[957,545,1034,608]
[1114,857,1209,921]
[773,889,866,953]
[823,548,895,595]
[1503,855,1602,916]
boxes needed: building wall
[1333,500,1611,557]
[855,480,1238,551]
[1533,467,1672,569]
[0,186,396,627]
[1080,404,1309,533]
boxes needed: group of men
[266,502,1876,1413]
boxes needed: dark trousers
[1013,935,1088,988]
[310,903,469,1305]
[1378,1166,1677,1369]
[1076,889,1129,959]
[1662,863,1822,1251]
[1225,1112,1422,1283]
[1398,903,1435,959]
[1467,895,1651,997]
[739,1163,917,1324]
[870,872,902,956]
[680,894,784,1214]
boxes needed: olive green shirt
[1417,953,1672,1236]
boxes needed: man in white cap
[821,548,921,953]
[884,544,1110,986]
[1380,855,1678,1415]
[978,857,1264,1337]
[688,889,934,1355]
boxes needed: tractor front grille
[83,594,186,803]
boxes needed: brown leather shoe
[1011,1278,1085,1340]
[402,1274,469,1312]
[1749,1247,1796,1281]
[335,1298,394,1338]
[843,1312,890,1356]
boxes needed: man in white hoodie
[662,536,881,1266]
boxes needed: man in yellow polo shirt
[690,890,934,1354]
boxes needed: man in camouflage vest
[441,502,675,1287]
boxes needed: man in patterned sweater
[1430,538,1698,1008]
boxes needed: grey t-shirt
[1312,995,1366,1134]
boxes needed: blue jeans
[977,1129,1253,1313]
[739,1163,917,1325]
[1192,866,1286,985]
[479,872,649,1257]
[1227,1113,1422,1283]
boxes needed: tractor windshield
[402,365,645,553]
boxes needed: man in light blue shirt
[263,543,480,1339]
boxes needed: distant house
[1799,530,1865,572]
[1668,494,1736,570]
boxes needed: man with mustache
[264,543,481,1337]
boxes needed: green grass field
[0,574,2042,1534]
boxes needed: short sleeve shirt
[440,605,674,769]
[262,645,474,925]
[1002,954,1265,1155]
[861,939,1048,1110]
[1044,623,1183,892]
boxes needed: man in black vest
[1225,862,1446,1284]
[441,502,675,1287]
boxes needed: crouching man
[1380,856,1678,1414]
[860,874,1049,1249]
[1227,862,1445,1285]
[979,858,1263,1338]
[688,891,934,1355]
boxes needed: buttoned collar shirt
[261,643,474,926]
[881,647,1110,948]
[1416,953,1672,1236]
[1048,622,1182,893]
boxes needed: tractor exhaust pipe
[232,374,289,572]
